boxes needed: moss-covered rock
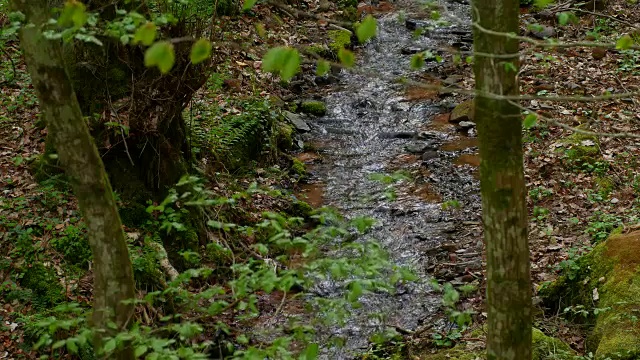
[594,176,615,197]
[540,231,640,359]
[450,99,475,123]
[328,29,353,54]
[299,100,327,116]
[532,328,576,360]
[420,344,482,360]
[276,122,294,150]
[291,158,307,176]
[557,124,601,165]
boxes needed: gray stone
[531,25,556,39]
[405,143,436,154]
[284,111,311,132]
[422,150,438,161]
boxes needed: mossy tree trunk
[472,0,532,359]
[12,1,136,358]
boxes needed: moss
[291,200,314,217]
[450,99,475,123]
[119,201,151,228]
[19,263,65,310]
[558,124,601,165]
[328,29,353,54]
[305,44,333,59]
[539,231,640,358]
[532,328,576,360]
[291,158,307,176]
[595,176,615,197]
[299,100,327,116]
[277,122,294,151]
[420,344,482,360]
[340,6,358,22]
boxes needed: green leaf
[66,340,79,354]
[300,343,319,360]
[616,34,634,50]
[503,62,517,73]
[262,46,301,81]
[190,38,212,64]
[103,338,117,353]
[133,23,157,46]
[347,281,363,302]
[144,41,175,74]
[533,0,555,9]
[338,48,355,68]
[58,1,88,28]
[316,59,331,76]
[243,0,258,11]
[557,12,569,26]
[134,345,148,357]
[52,340,66,350]
[410,53,424,69]
[523,113,538,129]
[356,15,377,43]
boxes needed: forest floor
[1,0,640,358]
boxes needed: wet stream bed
[292,0,485,357]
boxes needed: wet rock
[458,121,475,130]
[449,99,474,123]
[421,150,438,161]
[530,25,556,39]
[299,100,327,116]
[405,18,421,31]
[417,131,439,139]
[283,111,311,132]
[401,46,425,55]
[314,74,340,86]
[379,131,417,139]
[405,143,436,154]
[443,75,464,85]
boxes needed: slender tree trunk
[472,0,532,359]
[12,1,136,358]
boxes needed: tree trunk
[12,1,136,358]
[472,0,532,359]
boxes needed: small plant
[441,199,461,210]
[585,212,623,243]
[532,206,550,221]
[528,186,553,203]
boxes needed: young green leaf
[503,62,517,73]
[134,346,148,357]
[557,12,569,26]
[300,343,319,360]
[356,15,377,43]
[410,53,424,69]
[58,1,88,28]
[533,0,554,9]
[66,339,79,354]
[262,47,301,81]
[523,113,538,129]
[243,0,258,11]
[616,34,634,50]
[338,48,355,68]
[144,41,175,74]
[316,59,331,76]
[133,22,157,46]
[190,38,212,64]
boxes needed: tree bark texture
[12,1,136,358]
[472,0,532,359]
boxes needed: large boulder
[540,231,640,359]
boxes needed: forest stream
[294,0,485,358]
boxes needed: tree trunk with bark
[12,1,136,358]
[472,0,532,359]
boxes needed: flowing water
[295,0,486,358]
